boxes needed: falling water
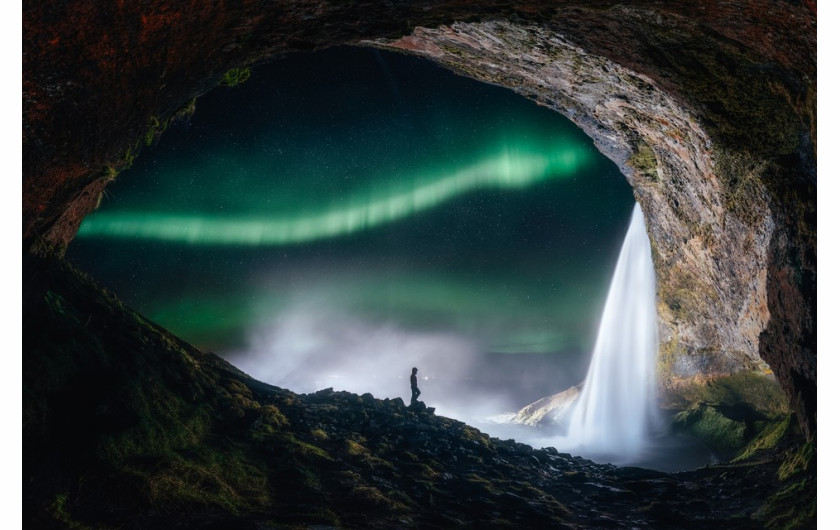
[565,202,659,459]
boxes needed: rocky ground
[23,256,815,529]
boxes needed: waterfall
[565,202,659,459]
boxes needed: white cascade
[565,202,659,458]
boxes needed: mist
[228,296,590,426]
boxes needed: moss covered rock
[664,371,791,459]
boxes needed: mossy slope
[23,256,814,529]
[665,371,792,459]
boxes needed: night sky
[67,46,634,410]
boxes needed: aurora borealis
[77,146,590,245]
[68,46,634,410]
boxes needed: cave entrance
[66,45,636,437]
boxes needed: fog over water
[65,46,668,464]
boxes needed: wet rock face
[23,2,815,434]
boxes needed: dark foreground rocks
[23,256,815,529]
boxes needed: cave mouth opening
[66,45,711,470]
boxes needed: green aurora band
[77,145,590,246]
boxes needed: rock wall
[23,1,816,436]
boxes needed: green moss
[763,476,816,530]
[668,372,792,458]
[136,447,271,513]
[777,440,815,481]
[464,473,501,495]
[344,438,394,470]
[461,425,493,450]
[696,222,715,248]
[346,439,369,456]
[293,464,324,492]
[92,387,271,514]
[96,385,213,464]
[123,146,137,168]
[676,372,790,418]
[220,67,251,87]
[349,485,408,511]
[310,427,328,441]
[672,406,746,454]
[733,415,792,462]
[401,460,440,481]
[144,116,161,146]
[761,438,816,528]
[49,493,90,530]
[656,331,681,381]
[96,142,141,187]
[713,149,770,226]
[250,405,289,440]
[661,265,722,324]
[361,487,409,513]
[627,140,658,182]
[99,96,198,188]
[287,435,332,461]
[666,289,696,320]
[173,97,197,122]
[440,44,467,58]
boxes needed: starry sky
[67,46,634,403]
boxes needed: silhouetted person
[410,367,421,405]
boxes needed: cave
[23,1,816,528]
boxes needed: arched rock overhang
[23,1,816,436]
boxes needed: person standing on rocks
[410,367,421,405]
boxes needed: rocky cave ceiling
[22,1,816,436]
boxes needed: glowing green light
[78,146,589,246]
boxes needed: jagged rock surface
[513,384,581,428]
